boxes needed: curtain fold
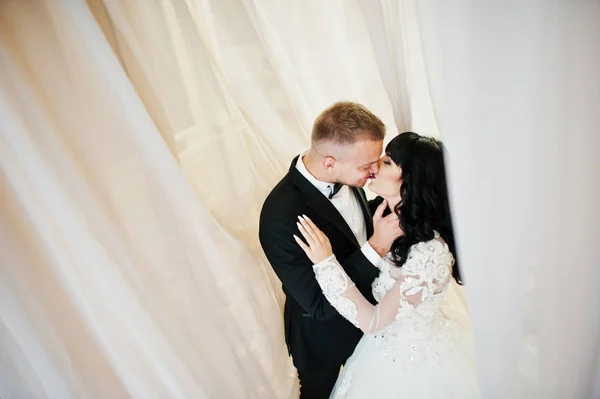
[358,0,438,136]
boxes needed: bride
[294,132,479,398]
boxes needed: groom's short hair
[312,101,386,145]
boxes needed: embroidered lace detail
[372,260,395,303]
[373,318,461,376]
[313,259,359,328]
[371,232,461,374]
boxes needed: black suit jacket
[259,156,380,372]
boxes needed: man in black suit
[259,102,403,398]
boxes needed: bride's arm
[311,256,435,333]
[295,216,451,334]
[309,255,402,332]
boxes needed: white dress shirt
[296,154,381,267]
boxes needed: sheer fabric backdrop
[415,1,600,398]
[1,0,599,398]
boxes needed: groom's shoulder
[261,173,303,217]
[263,174,301,205]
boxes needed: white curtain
[413,1,600,398]
[0,0,420,397]
[358,0,438,136]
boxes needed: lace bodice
[313,232,454,335]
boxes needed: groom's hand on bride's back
[368,200,404,257]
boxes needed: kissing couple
[260,102,479,399]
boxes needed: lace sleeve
[395,238,453,312]
[312,237,453,334]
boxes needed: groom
[259,102,402,398]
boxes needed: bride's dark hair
[386,132,462,284]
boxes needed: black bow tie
[328,183,343,199]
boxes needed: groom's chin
[354,178,369,188]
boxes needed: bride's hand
[294,215,333,264]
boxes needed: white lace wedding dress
[313,232,479,398]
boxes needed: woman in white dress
[294,132,479,398]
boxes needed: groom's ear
[322,156,336,170]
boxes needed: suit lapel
[289,156,360,247]
[352,187,374,238]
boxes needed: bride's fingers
[293,235,310,253]
[296,222,316,247]
[298,216,320,245]
[301,215,320,232]
[373,199,388,223]
[312,223,329,244]
[301,216,326,243]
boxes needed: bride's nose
[375,156,387,171]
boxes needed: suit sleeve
[259,218,378,320]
